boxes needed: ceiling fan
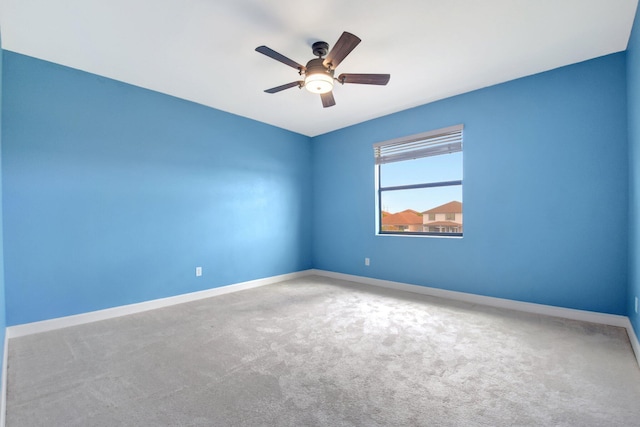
[255,31,390,108]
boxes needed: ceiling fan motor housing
[312,41,329,58]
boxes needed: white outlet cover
[196,267,202,277]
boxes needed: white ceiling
[0,0,637,137]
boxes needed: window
[374,124,463,236]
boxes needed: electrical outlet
[196,266,202,277]
[365,258,370,266]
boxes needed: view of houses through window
[381,201,463,234]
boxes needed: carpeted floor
[6,275,640,426]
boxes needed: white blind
[373,124,463,165]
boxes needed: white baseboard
[624,318,640,368]
[311,269,630,327]
[6,270,313,339]
[5,267,639,364]
[1,267,639,425]
[311,269,640,367]
[0,333,6,427]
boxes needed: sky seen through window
[380,152,462,213]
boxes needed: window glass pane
[380,152,462,187]
[380,185,462,234]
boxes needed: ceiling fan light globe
[304,72,334,94]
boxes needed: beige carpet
[7,275,640,426]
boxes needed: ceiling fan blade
[255,46,305,71]
[321,91,336,108]
[264,81,303,94]
[323,32,361,69]
[338,73,391,85]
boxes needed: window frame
[374,124,464,238]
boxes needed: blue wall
[0,35,6,372]
[2,52,312,325]
[629,6,640,334]
[0,45,635,326]
[312,53,629,315]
